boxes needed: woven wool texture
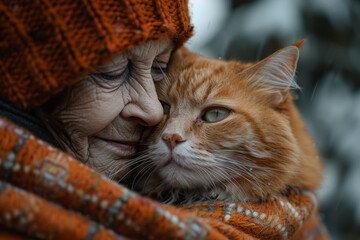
[0,116,329,240]
[0,0,193,109]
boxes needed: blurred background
[186,0,360,239]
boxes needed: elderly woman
[0,0,328,239]
[0,0,191,181]
[38,39,173,181]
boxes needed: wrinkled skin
[48,38,172,180]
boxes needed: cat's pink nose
[162,133,186,150]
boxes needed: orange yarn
[0,116,329,239]
[0,0,193,110]
[0,183,123,240]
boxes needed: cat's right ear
[243,40,305,106]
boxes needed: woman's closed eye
[93,70,126,81]
[93,65,129,81]
[90,61,130,88]
[151,60,168,81]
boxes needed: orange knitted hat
[0,0,193,110]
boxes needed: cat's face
[137,41,318,202]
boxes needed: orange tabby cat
[132,40,323,204]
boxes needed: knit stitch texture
[0,0,193,109]
[0,117,329,239]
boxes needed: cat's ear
[245,40,305,105]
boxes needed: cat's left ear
[245,40,305,105]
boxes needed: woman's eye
[202,108,230,122]
[151,60,168,81]
[92,67,128,81]
[160,101,171,114]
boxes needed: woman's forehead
[127,38,173,57]
[110,38,173,62]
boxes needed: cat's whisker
[94,160,135,181]
[152,60,174,92]
[197,166,217,190]
[211,168,252,204]
[131,161,156,189]
[108,152,154,181]
[213,156,269,194]
[116,159,152,183]
[213,163,265,194]
[137,161,162,190]
[129,154,155,176]
[114,151,154,178]
[213,155,275,193]
[215,150,300,174]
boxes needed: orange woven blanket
[0,116,328,239]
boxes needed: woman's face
[51,38,172,180]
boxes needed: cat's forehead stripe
[201,81,214,102]
[181,64,224,101]
[191,73,210,94]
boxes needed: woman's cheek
[75,106,117,136]
[81,81,123,128]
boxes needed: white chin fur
[158,163,212,189]
[138,140,257,204]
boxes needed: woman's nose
[121,92,163,126]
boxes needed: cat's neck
[282,94,323,190]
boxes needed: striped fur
[131,41,323,204]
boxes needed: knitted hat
[0,0,193,110]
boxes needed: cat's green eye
[202,108,230,122]
[161,101,170,114]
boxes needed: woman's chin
[91,157,132,181]
[84,149,133,180]
[91,137,137,159]
[81,137,137,180]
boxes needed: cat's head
[137,40,321,202]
